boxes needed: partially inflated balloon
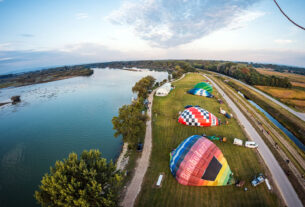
[170,135,232,186]
[178,106,219,127]
[194,82,213,93]
[187,88,213,98]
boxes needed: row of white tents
[156,83,172,96]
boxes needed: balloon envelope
[187,88,213,98]
[178,106,219,127]
[170,135,232,186]
[194,82,213,93]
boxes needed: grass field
[255,68,305,85]
[135,73,280,207]
[255,86,305,112]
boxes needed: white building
[156,83,172,96]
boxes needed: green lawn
[135,73,280,207]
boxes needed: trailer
[233,138,243,146]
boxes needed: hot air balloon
[170,135,233,186]
[187,88,213,98]
[178,106,220,127]
[194,82,213,93]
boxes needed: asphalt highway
[205,75,302,207]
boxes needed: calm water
[238,91,305,151]
[247,100,305,151]
[0,68,168,207]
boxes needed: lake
[0,68,168,207]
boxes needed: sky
[0,0,305,74]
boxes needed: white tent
[156,83,172,96]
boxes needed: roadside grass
[226,79,305,146]
[135,73,279,207]
[212,74,305,173]
[212,75,305,204]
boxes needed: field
[255,86,305,112]
[255,68,305,86]
[254,68,305,111]
[135,73,279,207]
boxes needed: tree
[112,103,147,145]
[35,150,122,207]
[132,76,156,99]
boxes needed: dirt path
[205,74,303,207]
[121,89,154,207]
[121,74,185,207]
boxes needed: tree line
[84,60,292,88]
[112,75,156,146]
[195,61,292,88]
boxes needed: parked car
[137,143,143,151]
[245,141,258,148]
[252,173,265,187]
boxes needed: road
[212,76,305,190]
[204,74,303,207]
[219,73,305,122]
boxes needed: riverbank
[0,67,93,89]
[116,143,129,171]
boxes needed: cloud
[228,11,265,30]
[274,39,293,44]
[0,43,126,74]
[0,57,13,62]
[76,13,89,20]
[107,0,261,47]
[20,34,35,38]
[0,43,12,51]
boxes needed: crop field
[255,86,305,100]
[135,73,279,207]
[255,86,305,112]
[255,68,305,86]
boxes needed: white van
[245,141,258,148]
[233,138,243,146]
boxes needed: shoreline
[0,67,93,89]
[116,142,129,171]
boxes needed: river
[0,68,168,207]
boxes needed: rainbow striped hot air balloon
[170,135,232,186]
[194,82,213,93]
[187,88,213,98]
[178,106,220,127]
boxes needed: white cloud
[0,57,12,62]
[274,39,293,44]
[228,11,265,30]
[76,13,88,20]
[0,43,12,51]
[107,0,261,48]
